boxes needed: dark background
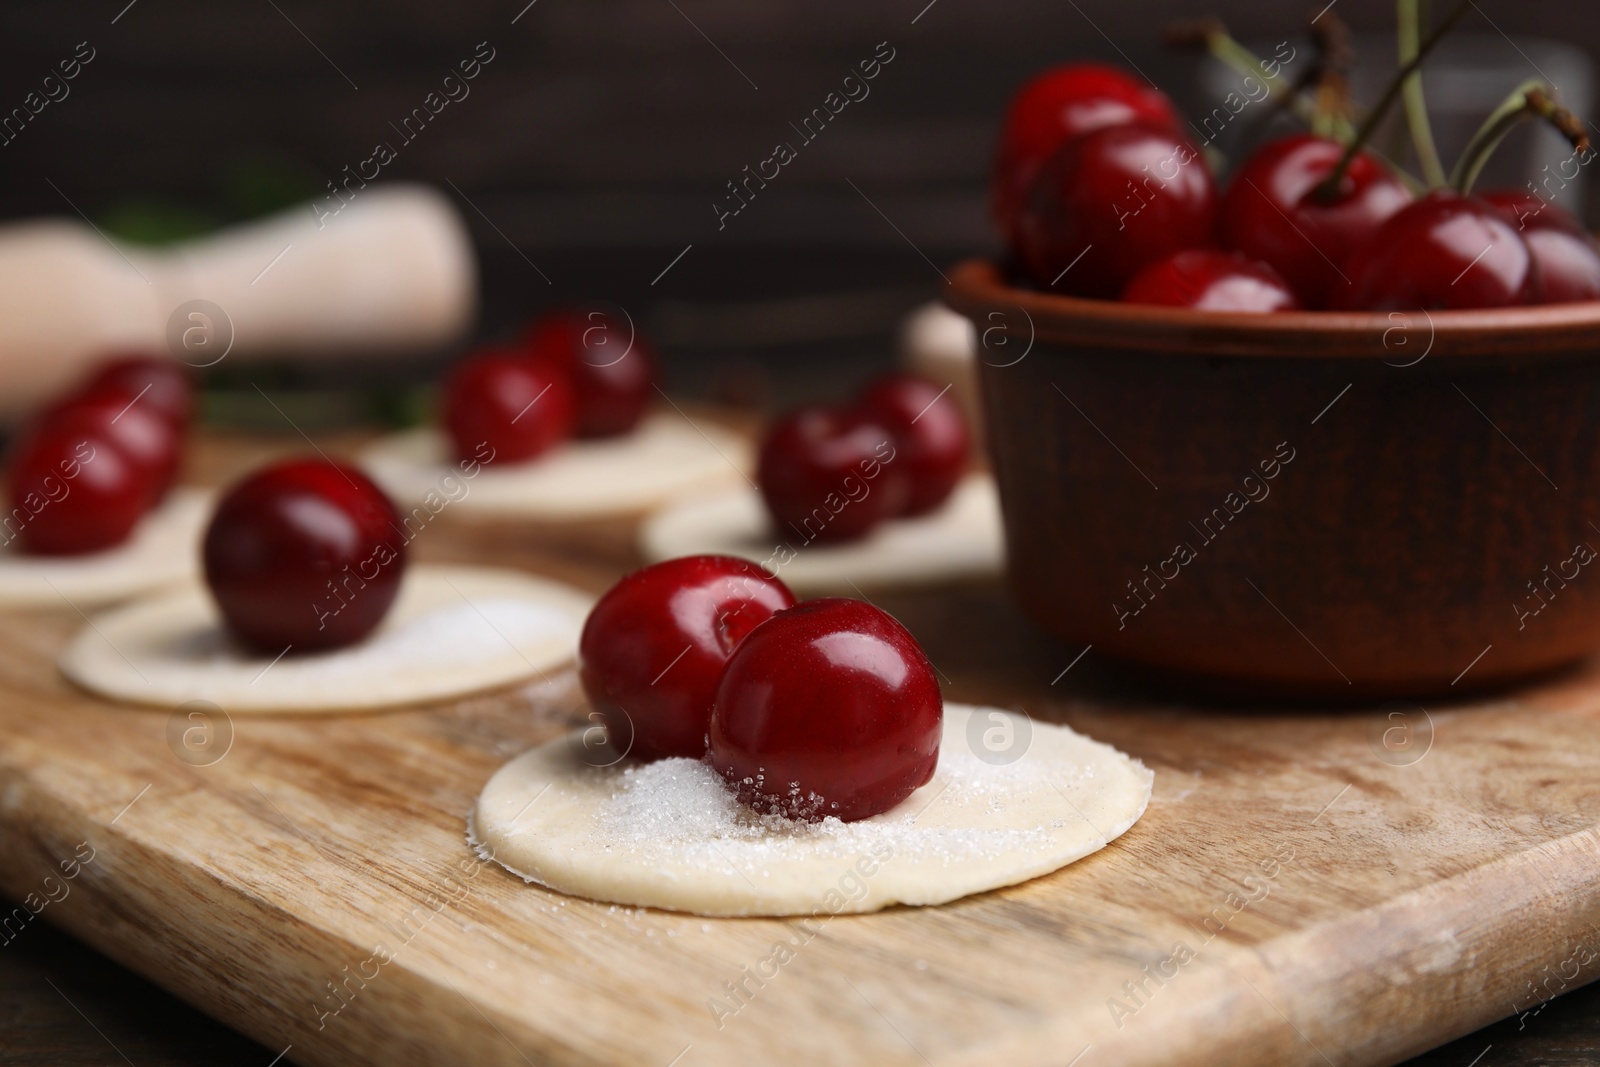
[3,0,1598,413]
[4,2,1600,1063]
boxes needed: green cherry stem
[1163,17,1426,187]
[1315,0,1472,201]
[1449,81,1591,193]
[1310,10,1356,142]
[1162,19,1315,126]
[1398,0,1448,187]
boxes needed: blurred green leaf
[99,200,219,245]
[223,156,322,219]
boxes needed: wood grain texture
[1,431,1599,1067]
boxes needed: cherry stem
[1314,0,1471,201]
[1238,61,1321,155]
[1310,10,1356,141]
[1398,0,1448,187]
[1449,81,1592,193]
[1162,19,1316,127]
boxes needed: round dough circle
[0,488,209,610]
[469,705,1152,917]
[59,564,592,713]
[360,413,752,521]
[638,473,1004,594]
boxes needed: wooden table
[3,428,1600,1067]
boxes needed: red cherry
[1344,190,1535,310]
[857,374,969,516]
[526,309,657,439]
[440,349,575,466]
[202,458,406,652]
[709,597,942,822]
[992,63,1180,248]
[1121,249,1300,311]
[81,356,195,427]
[1480,189,1588,236]
[1218,134,1413,308]
[1017,123,1217,298]
[1480,190,1600,304]
[1520,230,1600,305]
[757,406,911,544]
[45,384,183,498]
[7,418,152,556]
[579,555,796,762]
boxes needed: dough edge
[57,563,593,713]
[0,488,209,609]
[468,704,1152,917]
[638,473,1005,595]
[361,414,752,520]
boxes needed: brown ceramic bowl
[945,258,1600,698]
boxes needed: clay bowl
[944,257,1600,698]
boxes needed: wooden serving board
[3,432,1600,1067]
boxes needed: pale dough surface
[639,473,1004,594]
[59,564,592,713]
[360,413,752,521]
[470,704,1152,917]
[0,488,208,610]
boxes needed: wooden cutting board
[2,431,1599,1067]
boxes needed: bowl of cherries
[945,11,1600,696]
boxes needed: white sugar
[583,724,1084,870]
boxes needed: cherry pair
[758,374,969,544]
[8,356,194,555]
[1224,136,1599,308]
[579,555,942,822]
[441,308,658,466]
[998,65,1220,302]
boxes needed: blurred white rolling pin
[0,182,476,416]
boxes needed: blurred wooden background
[1,0,1596,407]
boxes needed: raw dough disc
[360,413,752,521]
[0,488,209,610]
[59,564,593,713]
[470,704,1152,917]
[638,473,1004,594]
